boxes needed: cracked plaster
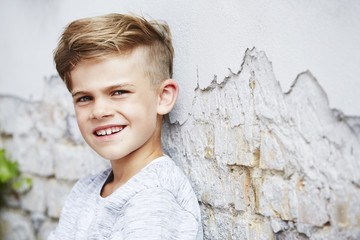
[0,48,359,239]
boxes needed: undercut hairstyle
[54,13,174,90]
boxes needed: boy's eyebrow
[71,83,136,97]
[107,83,136,90]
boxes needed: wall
[162,49,360,239]
[1,0,360,121]
[0,76,109,239]
[1,0,360,239]
[1,48,359,239]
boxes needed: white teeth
[96,127,123,136]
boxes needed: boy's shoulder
[120,156,191,199]
[69,156,198,211]
[69,167,112,198]
[59,156,202,238]
[132,156,200,215]
[145,156,191,193]
[79,167,112,186]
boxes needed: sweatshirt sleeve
[47,174,98,240]
[47,180,81,240]
[110,187,201,240]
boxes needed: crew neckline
[98,155,168,200]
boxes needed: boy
[49,13,203,239]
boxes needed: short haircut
[54,13,174,90]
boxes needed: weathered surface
[162,49,360,239]
[0,48,359,239]
[0,77,109,239]
[0,209,35,240]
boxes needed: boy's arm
[110,187,202,240]
[48,175,95,239]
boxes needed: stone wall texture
[0,49,359,239]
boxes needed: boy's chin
[96,152,125,161]
[93,148,134,161]
[84,141,128,161]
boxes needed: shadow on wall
[0,48,360,239]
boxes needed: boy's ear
[157,79,179,115]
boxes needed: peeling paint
[162,48,360,239]
[0,48,359,239]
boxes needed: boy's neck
[101,142,163,198]
[111,147,164,184]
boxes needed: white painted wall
[1,0,359,121]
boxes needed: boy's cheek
[74,110,88,128]
[74,104,88,115]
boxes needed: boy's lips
[93,125,125,136]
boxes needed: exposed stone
[53,142,109,181]
[228,165,250,211]
[46,179,75,218]
[0,48,360,239]
[64,114,85,144]
[295,180,329,227]
[230,217,249,240]
[296,222,315,238]
[247,217,274,240]
[270,217,289,233]
[0,208,35,240]
[162,48,360,238]
[254,175,292,220]
[20,176,46,213]
[201,207,234,240]
[34,106,66,142]
[327,185,360,236]
[30,211,46,235]
[275,230,308,240]
[42,76,74,112]
[259,130,286,171]
[0,96,37,136]
[37,219,57,240]
[5,132,54,176]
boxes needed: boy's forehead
[69,49,154,92]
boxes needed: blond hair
[54,13,174,90]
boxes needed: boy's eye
[76,96,92,102]
[113,90,129,96]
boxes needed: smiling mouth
[94,126,124,136]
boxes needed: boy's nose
[89,100,114,119]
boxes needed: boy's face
[70,50,161,161]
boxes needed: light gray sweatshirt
[48,156,203,239]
